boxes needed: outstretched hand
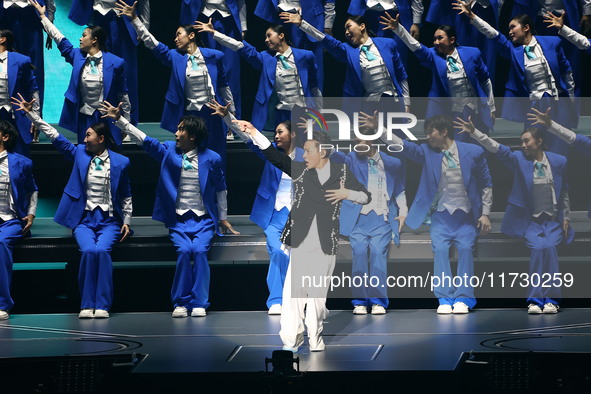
[358,110,380,130]
[232,119,259,136]
[279,11,302,26]
[99,101,123,120]
[379,12,400,31]
[193,18,215,34]
[206,99,232,117]
[544,11,565,30]
[453,116,476,135]
[28,0,46,17]
[11,93,35,113]
[325,181,350,205]
[115,0,137,19]
[526,107,552,127]
[452,0,475,19]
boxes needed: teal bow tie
[93,157,103,171]
[182,154,193,170]
[189,54,200,70]
[534,161,545,177]
[361,45,376,61]
[442,150,457,169]
[447,56,460,72]
[278,54,292,69]
[524,45,537,60]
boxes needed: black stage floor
[2,309,591,393]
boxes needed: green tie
[447,56,460,72]
[89,57,99,74]
[189,55,200,70]
[524,46,536,60]
[278,54,292,69]
[93,157,103,170]
[182,154,193,170]
[361,45,376,61]
[534,161,545,177]
[442,150,457,169]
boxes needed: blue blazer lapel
[265,55,277,86]
[79,152,93,184]
[546,153,563,199]
[348,47,362,82]
[109,151,121,198]
[456,144,471,189]
[374,40,394,80]
[519,158,534,196]
[514,45,525,75]
[202,49,218,86]
[435,56,450,96]
[536,36,560,81]
[7,153,20,202]
[7,53,17,96]
[429,150,442,186]
[198,152,209,196]
[102,55,115,98]
[176,54,187,90]
[293,49,307,86]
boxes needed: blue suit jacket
[495,145,572,239]
[57,38,128,140]
[413,45,494,130]
[348,0,413,30]
[255,0,333,40]
[428,0,499,30]
[572,134,591,216]
[6,152,38,219]
[52,135,131,229]
[513,0,581,31]
[491,34,572,122]
[238,43,319,130]
[333,151,405,245]
[401,141,492,229]
[68,0,140,44]
[150,43,229,133]
[321,35,407,97]
[141,138,226,233]
[0,0,47,17]
[6,52,38,144]
[180,0,242,31]
[248,143,304,229]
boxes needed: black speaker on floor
[0,353,144,393]
[457,351,591,393]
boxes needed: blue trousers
[93,10,139,125]
[169,212,215,309]
[0,109,30,158]
[430,210,477,308]
[198,11,242,119]
[350,211,391,308]
[0,219,24,311]
[73,209,121,310]
[524,218,562,307]
[264,207,290,308]
[0,6,45,106]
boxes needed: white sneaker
[122,134,132,143]
[437,304,453,314]
[78,309,94,319]
[282,345,298,353]
[191,307,207,317]
[371,305,386,315]
[309,336,326,352]
[452,302,469,314]
[0,310,8,320]
[353,305,368,315]
[527,304,543,314]
[268,304,282,315]
[543,303,559,314]
[226,132,234,141]
[172,306,188,318]
[94,309,110,318]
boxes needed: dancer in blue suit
[456,116,572,314]
[376,114,493,314]
[0,118,38,321]
[255,0,335,89]
[100,100,238,318]
[281,11,409,112]
[332,129,407,315]
[381,12,495,140]
[0,30,40,156]
[0,0,54,113]
[181,0,246,123]
[68,0,150,126]
[14,95,132,319]
[455,1,576,157]
[348,0,423,67]
[116,1,233,169]
[545,11,591,55]
[195,19,321,131]
[30,0,131,146]
[427,0,501,84]
[208,99,304,315]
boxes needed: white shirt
[202,0,247,31]
[365,0,424,24]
